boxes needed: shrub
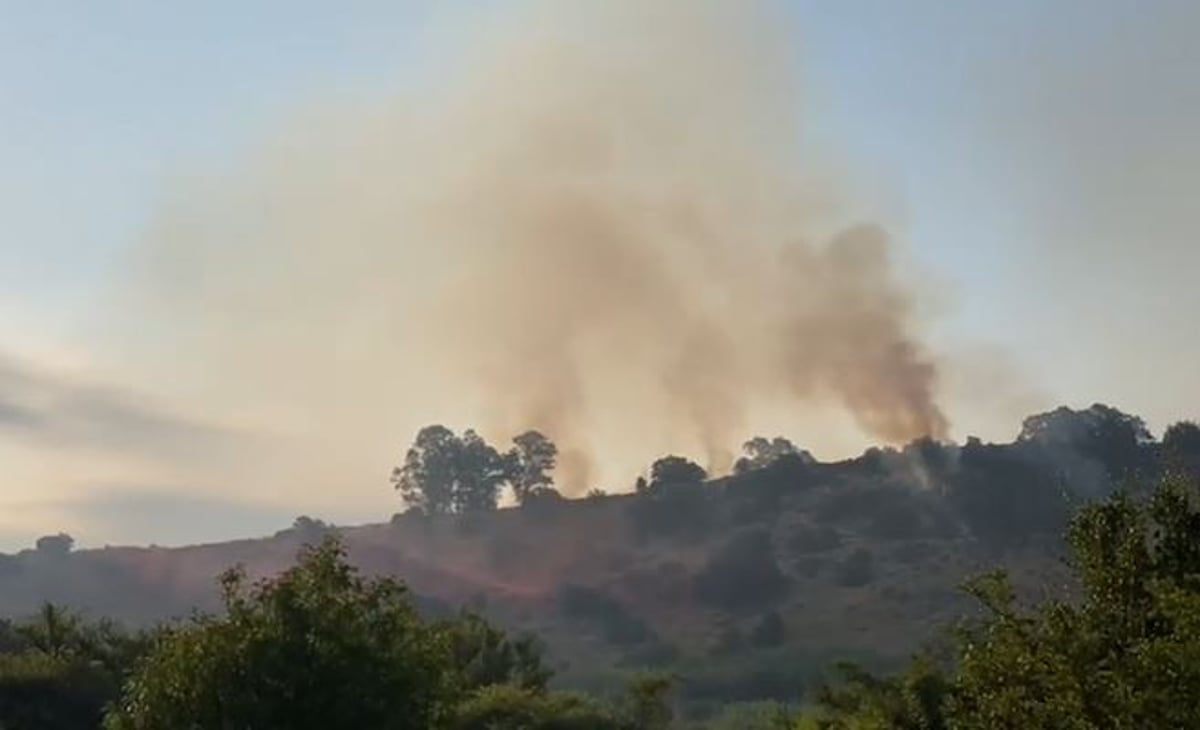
[693,529,788,611]
[836,548,875,588]
[749,611,786,648]
[556,584,652,646]
[789,524,842,554]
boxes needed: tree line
[390,424,819,516]
[389,407,1200,552]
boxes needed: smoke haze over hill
[107,0,946,492]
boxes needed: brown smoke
[114,0,947,493]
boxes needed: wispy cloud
[0,349,249,466]
[59,487,301,548]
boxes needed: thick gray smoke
[115,0,947,491]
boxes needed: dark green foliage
[451,684,625,730]
[679,648,820,706]
[734,437,814,475]
[749,611,786,648]
[725,454,816,524]
[519,486,567,519]
[392,425,511,515]
[106,538,457,730]
[623,673,674,730]
[704,700,799,730]
[442,611,552,692]
[864,499,923,540]
[618,640,681,669]
[0,605,153,730]
[708,617,746,657]
[950,438,1071,546]
[788,524,841,554]
[813,658,950,730]
[1018,403,1154,489]
[280,515,333,543]
[835,548,874,588]
[0,652,116,730]
[556,584,652,645]
[891,540,936,564]
[103,538,659,729]
[34,534,73,557]
[649,455,707,488]
[509,430,559,505]
[812,475,1200,729]
[693,529,788,611]
[1162,420,1200,476]
[628,456,711,540]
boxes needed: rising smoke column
[115,0,947,493]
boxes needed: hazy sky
[1,1,1197,550]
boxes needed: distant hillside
[2,404,1196,707]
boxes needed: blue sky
[2,1,1197,549]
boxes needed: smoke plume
[114,0,947,492]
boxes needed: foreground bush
[105,540,457,730]
[812,475,1200,729]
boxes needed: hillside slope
[1,404,1190,705]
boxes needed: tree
[0,653,116,730]
[0,606,153,730]
[950,439,1070,545]
[812,475,1200,729]
[813,658,949,730]
[1162,420,1200,476]
[441,612,551,693]
[734,437,813,475]
[629,456,711,540]
[649,455,707,491]
[282,515,333,544]
[509,430,558,505]
[1018,404,1154,490]
[392,425,508,515]
[453,429,509,513]
[1163,420,1200,455]
[393,425,460,515]
[451,684,626,730]
[33,534,73,558]
[105,538,457,730]
[623,673,675,730]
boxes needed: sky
[1,1,1197,550]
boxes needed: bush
[618,640,681,669]
[892,540,938,565]
[450,684,625,730]
[749,611,786,648]
[813,476,1200,728]
[836,548,875,588]
[33,534,73,558]
[865,501,924,540]
[556,584,652,646]
[693,529,788,612]
[950,442,1071,546]
[789,524,842,554]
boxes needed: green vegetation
[0,539,675,729]
[693,529,788,611]
[807,474,1200,728]
[391,426,562,515]
[3,406,1200,727]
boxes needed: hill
[1,404,1196,708]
